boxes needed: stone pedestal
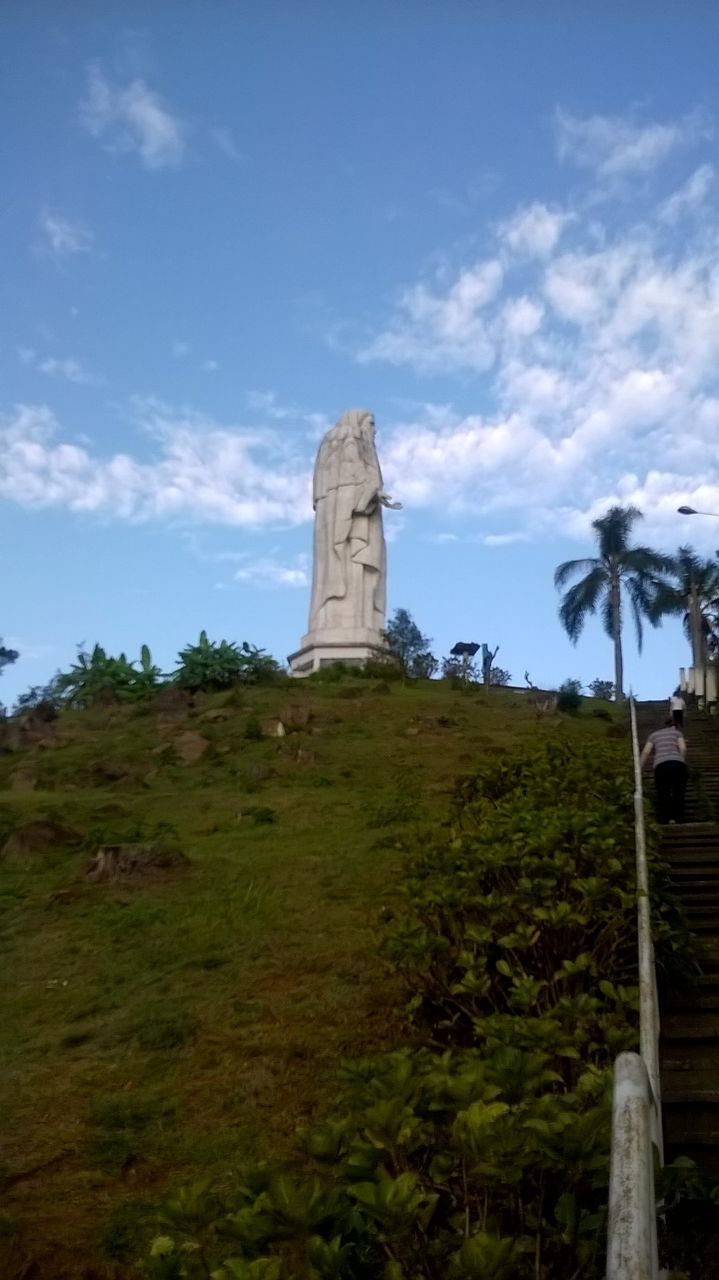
[288,628,388,677]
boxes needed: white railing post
[607,1053,658,1280]
[628,695,663,1157]
[606,696,662,1278]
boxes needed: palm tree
[554,506,672,701]
[650,546,719,670]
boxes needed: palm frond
[553,557,602,590]
[558,566,607,643]
[592,505,643,560]
[601,590,618,643]
[622,545,675,576]
[626,575,657,652]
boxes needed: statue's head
[336,409,375,442]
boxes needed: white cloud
[79,66,185,169]
[500,202,574,258]
[234,555,309,588]
[0,401,312,527]
[17,348,98,385]
[659,163,715,224]
[357,152,719,545]
[501,297,545,338]
[483,531,530,546]
[359,259,503,371]
[39,210,93,258]
[554,107,710,179]
[39,357,95,385]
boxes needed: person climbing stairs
[636,699,719,1173]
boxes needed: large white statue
[289,409,401,676]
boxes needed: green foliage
[55,642,164,706]
[554,504,672,697]
[557,678,583,714]
[383,608,435,678]
[588,679,615,701]
[441,654,480,685]
[145,738,692,1279]
[0,638,19,676]
[244,714,264,740]
[176,632,279,691]
[13,675,63,712]
[490,666,512,687]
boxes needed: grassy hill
[0,679,621,1278]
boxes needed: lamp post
[678,506,719,518]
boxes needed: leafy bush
[13,675,63,713]
[441,654,480,685]
[145,739,692,1279]
[557,678,583,714]
[589,679,615,701]
[244,714,264,741]
[55,643,164,707]
[410,650,438,679]
[490,666,512,686]
[0,639,19,677]
[175,632,279,691]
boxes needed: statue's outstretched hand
[378,491,402,510]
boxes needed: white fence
[606,696,662,1280]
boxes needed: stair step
[664,993,719,1011]
[664,1111,719,1144]
[663,1066,719,1092]
[662,1016,719,1039]
[664,1090,719,1105]
[663,1054,719,1070]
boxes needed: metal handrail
[606,695,662,1279]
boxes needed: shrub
[589,679,615,701]
[146,740,692,1280]
[490,665,512,686]
[54,644,164,707]
[243,714,263,741]
[175,632,279,691]
[557,677,583,714]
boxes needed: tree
[650,546,719,671]
[554,506,671,702]
[589,678,615,701]
[489,666,512,687]
[557,678,583,714]
[411,651,439,680]
[0,639,19,677]
[383,609,434,678]
[441,655,480,684]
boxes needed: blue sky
[2,2,719,703]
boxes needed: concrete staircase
[635,700,719,1174]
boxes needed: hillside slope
[0,680,619,1278]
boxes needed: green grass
[0,680,621,1276]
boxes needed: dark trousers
[654,761,688,824]
[672,709,684,729]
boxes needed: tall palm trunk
[688,582,706,704]
[611,570,624,701]
[689,584,704,669]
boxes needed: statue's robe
[308,417,386,636]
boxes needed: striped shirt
[647,727,685,767]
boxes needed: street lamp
[678,506,719,517]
